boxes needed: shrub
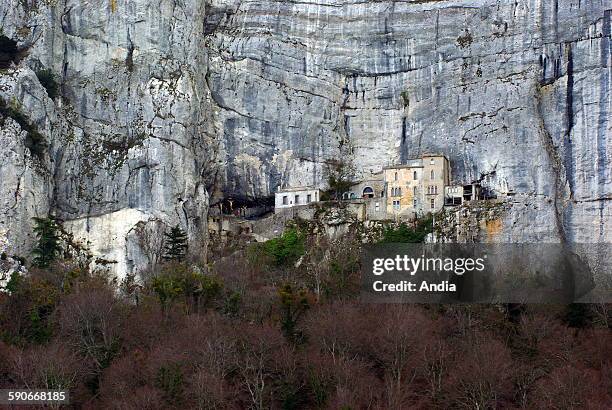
[324,159,355,200]
[379,214,433,243]
[1,271,61,345]
[157,363,184,403]
[563,303,594,328]
[262,228,305,267]
[150,263,223,311]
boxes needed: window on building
[282,195,288,205]
[413,199,417,207]
[430,198,435,209]
[393,200,400,211]
[375,202,380,212]
[398,187,402,196]
[431,170,435,179]
[315,191,318,200]
[413,186,417,196]
[363,187,374,198]
[394,172,398,181]
[307,194,312,203]
[295,195,300,204]
[430,158,435,165]
[413,171,417,180]
[434,186,438,194]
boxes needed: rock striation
[0,0,610,279]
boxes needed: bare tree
[55,285,124,371]
[134,219,167,279]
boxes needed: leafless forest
[1,230,610,409]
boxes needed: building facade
[274,187,320,211]
[444,183,483,206]
[383,154,450,218]
[342,174,386,200]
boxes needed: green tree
[32,216,61,268]
[278,283,310,343]
[163,225,188,261]
[379,214,434,243]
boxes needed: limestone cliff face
[206,0,611,246]
[0,0,610,278]
[1,0,213,277]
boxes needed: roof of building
[422,153,450,160]
[276,186,319,193]
[383,162,423,170]
[382,153,449,170]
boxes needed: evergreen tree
[32,216,61,268]
[163,225,188,261]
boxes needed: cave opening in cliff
[213,195,275,219]
[0,35,20,69]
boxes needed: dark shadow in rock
[0,36,20,69]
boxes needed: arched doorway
[362,187,374,198]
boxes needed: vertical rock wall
[0,0,610,278]
[0,0,214,278]
[206,0,611,246]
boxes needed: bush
[157,363,184,402]
[262,228,305,267]
[379,215,433,243]
[35,69,59,99]
[150,263,223,311]
[1,271,61,345]
[563,303,594,328]
[248,227,306,269]
[324,159,355,200]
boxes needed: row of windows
[393,170,436,181]
[281,192,316,205]
[391,198,436,211]
[391,185,439,197]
